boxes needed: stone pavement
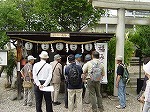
[0,77,141,112]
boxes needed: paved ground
[0,76,141,112]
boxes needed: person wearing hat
[115,55,126,109]
[75,54,85,98]
[65,54,83,112]
[50,54,62,106]
[75,54,84,67]
[82,54,92,104]
[33,51,53,112]
[82,51,104,112]
[20,55,36,106]
[63,56,71,108]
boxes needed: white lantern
[56,43,64,51]
[70,44,77,51]
[25,42,33,50]
[85,44,93,51]
[41,44,49,50]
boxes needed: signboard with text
[0,51,8,66]
[95,43,108,84]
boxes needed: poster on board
[95,43,108,84]
[0,51,8,66]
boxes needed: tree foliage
[0,0,25,49]
[36,0,104,31]
[129,25,150,57]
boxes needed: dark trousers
[82,83,86,98]
[34,84,53,112]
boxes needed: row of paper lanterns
[25,42,93,52]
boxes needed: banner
[95,43,108,84]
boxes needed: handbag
[22,65,33,88]
[137,90,145,103]
[23,63,46,88]
[23,79,32,88]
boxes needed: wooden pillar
[17,40,22,100]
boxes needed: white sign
[50,33,70,38]
[41,44,49,50]
[0,51,8,66]
[25,42,33,50]
[70,44,77,51]
[56,43,64,51]
[95,43,108,84]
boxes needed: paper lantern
[56,43,64,51]
[70,44,77,51]
[85,44,93,51]
[25,42,33,50]
[41,44,49,50]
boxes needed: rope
[11,37,104,45]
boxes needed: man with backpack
[115,55,126,109]
[65,54,83,112]
[82,51,105,112]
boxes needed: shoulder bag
[22,63,46,88]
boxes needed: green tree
[0,1,24,83]
[0,0,25,48]
[37,0,104,31]
[129,25,150,57]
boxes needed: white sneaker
[116,105,125,109]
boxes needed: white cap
[143,61,150,75]
[27,55,36,61]
[39,51,49,59]
[115,55,123,61]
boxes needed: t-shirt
[65,63,83,89]
[21,63,33,81]
[82,59,105,79]
[117,64,124,77]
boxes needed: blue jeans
[118,79,126,108]
[143,101,150,112]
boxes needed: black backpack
[68,65,80,87]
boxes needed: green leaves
[40,0,104,31]
[0,1,25,49]
[129,25,150,57]
[0,1,25,31]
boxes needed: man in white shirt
[33,51,53,112]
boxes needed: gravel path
[0,76,141,112]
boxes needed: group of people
[20,50,105,112]
[20,50,129,112]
